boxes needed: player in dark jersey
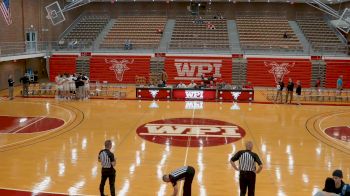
[162,166,195,196]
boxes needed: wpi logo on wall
[105,59,134,82]
[264,61,294,83]
[174,59,222,81]
[136,118,246,147]
[324,126,350,143]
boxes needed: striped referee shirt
[169,166,190,186]
[98,149,115,169]
[231,150,262,172]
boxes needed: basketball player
[162,166,195,196]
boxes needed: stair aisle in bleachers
[159,19,175,52]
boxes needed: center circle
[136,118,246,147]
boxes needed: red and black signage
[218,89,254,101]
[136,87,172,99]
[164,56,232,84]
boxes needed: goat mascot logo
[105,59,134,82]
[264,61,294,83]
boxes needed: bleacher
[60,15,109,46]
[325,59,350,88]
[296,16,347,53]
[169,16,230,50]
[100,16,167,49]
[236,16,303,51]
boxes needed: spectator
[156,28,163,34]
[177,82,187,88]
[315,78,321,94]
[207,22,216,30]
[243,81,253,89]
[283,32,289,39]
[337,75,343,95]
[333,169,346,194]
[187,80,197,88]
[314,178,338,196]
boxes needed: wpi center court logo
[265,61,294,83]
[105,59,134,82]
[174,59,222,81]
[136,118,246,147]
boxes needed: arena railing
[1,41,349,57]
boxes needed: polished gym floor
[0,88,349,196]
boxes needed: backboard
[45,1,65,26]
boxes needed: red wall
[325,60,350,88]
[89,55,151,83]
[164,56,232,84]
[246,58,312,87]
[49,55,78,81]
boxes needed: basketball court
[0,92,349,196]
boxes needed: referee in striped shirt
[162,166,195,196]
[230,141,263,196]
[98,140,116,196]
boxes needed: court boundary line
[304,110,350,156]
[0,115,67,135]
[0,102,85,152]
[13,96,350,107]
[0,101,75,148]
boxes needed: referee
[162,166,195,196]
[98,140,116,196]
[230,141,263,196]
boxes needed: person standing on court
[230,141,263,196]
[98,140,116,196]
[162,166,195,196]
[337,75,343,95]
[275,78,284,103]
[295,80,302,105]
[20,74,30,96]
[285,77,294,104]
[8,75,14,100]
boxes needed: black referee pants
[239,171,256,196]
[99,168,116,196]
[183,166,195,196]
